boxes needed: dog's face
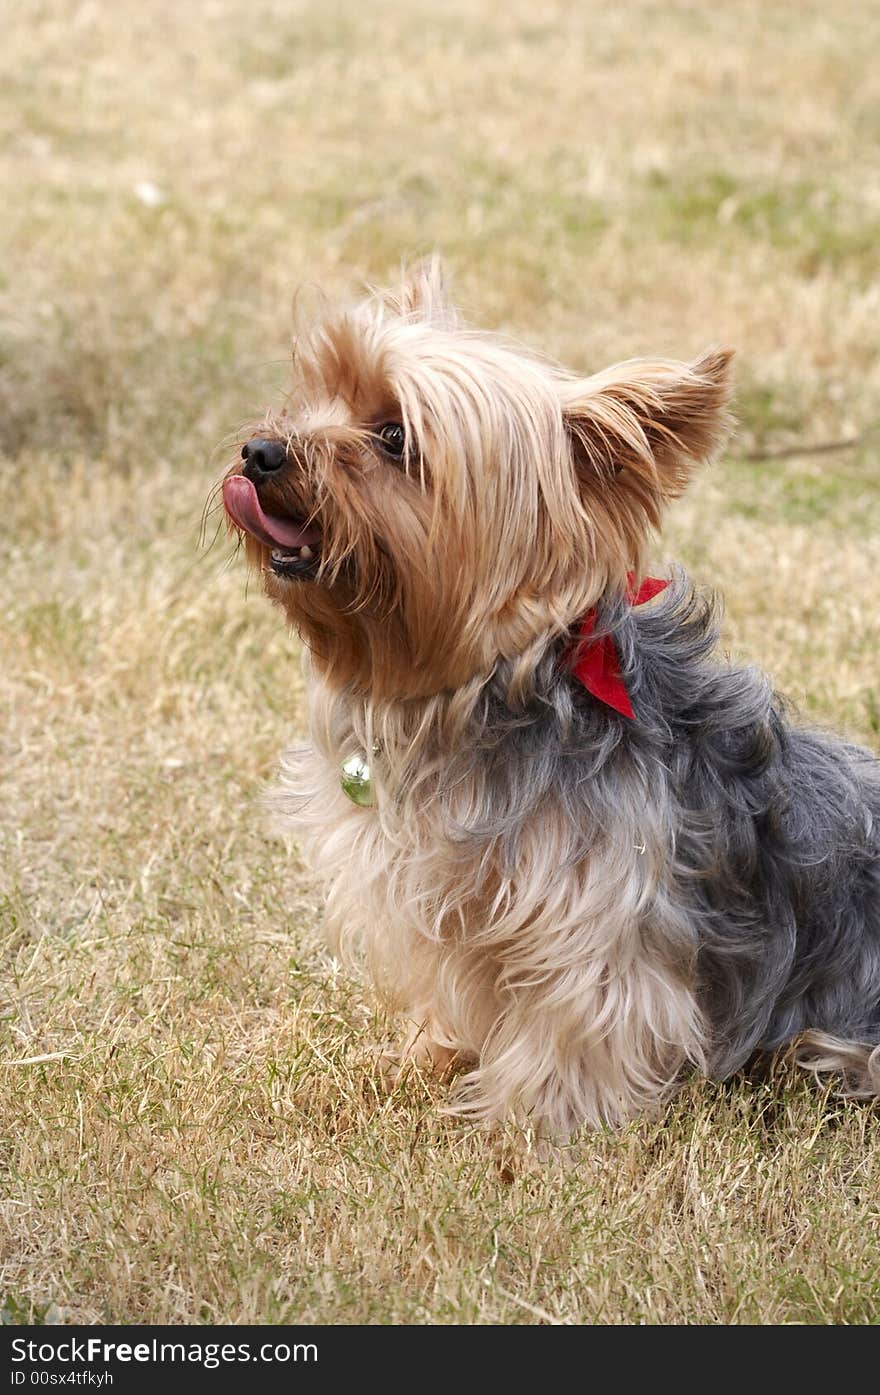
[222,259,732,699]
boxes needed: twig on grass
[741,422,878,462]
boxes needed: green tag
[341,753,373,807]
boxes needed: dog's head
[222,258,732,699]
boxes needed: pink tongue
[222,475,320,549]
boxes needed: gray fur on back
[454,570,880,1077]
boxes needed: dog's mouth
[222,475,322,579]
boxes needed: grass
[1,0,879,1325]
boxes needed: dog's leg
[437,825,708,1133]
[789,1030,880,1098]
[454,953,703,1132]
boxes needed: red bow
[571,575,668,719]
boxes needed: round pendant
[340,753,374,807]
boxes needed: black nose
[241,437,287,479]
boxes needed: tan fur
[274,671,707,1133]
[225,260,734,1132]
[228,260,732,703]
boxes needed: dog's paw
[379,1016,472,1090]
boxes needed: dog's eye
[377,422,406,458]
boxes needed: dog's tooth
[300,545,313,561]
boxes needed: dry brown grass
[2,0,879,1324]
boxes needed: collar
[571,574,668,719]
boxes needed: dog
[220,257,880,1134]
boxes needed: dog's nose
[241,437,287,479]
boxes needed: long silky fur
[224,259,880,1135]
[274,572,880,1133]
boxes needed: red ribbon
[571,575,668,719]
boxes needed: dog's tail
[789,1029,880,1098]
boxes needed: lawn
[1,0,879,1324]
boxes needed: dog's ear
[562,349,734,530]
[394,254,451,321]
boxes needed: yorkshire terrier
[221,258,880,1134]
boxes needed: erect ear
[562,348,734,535]
[393,254,453,322]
